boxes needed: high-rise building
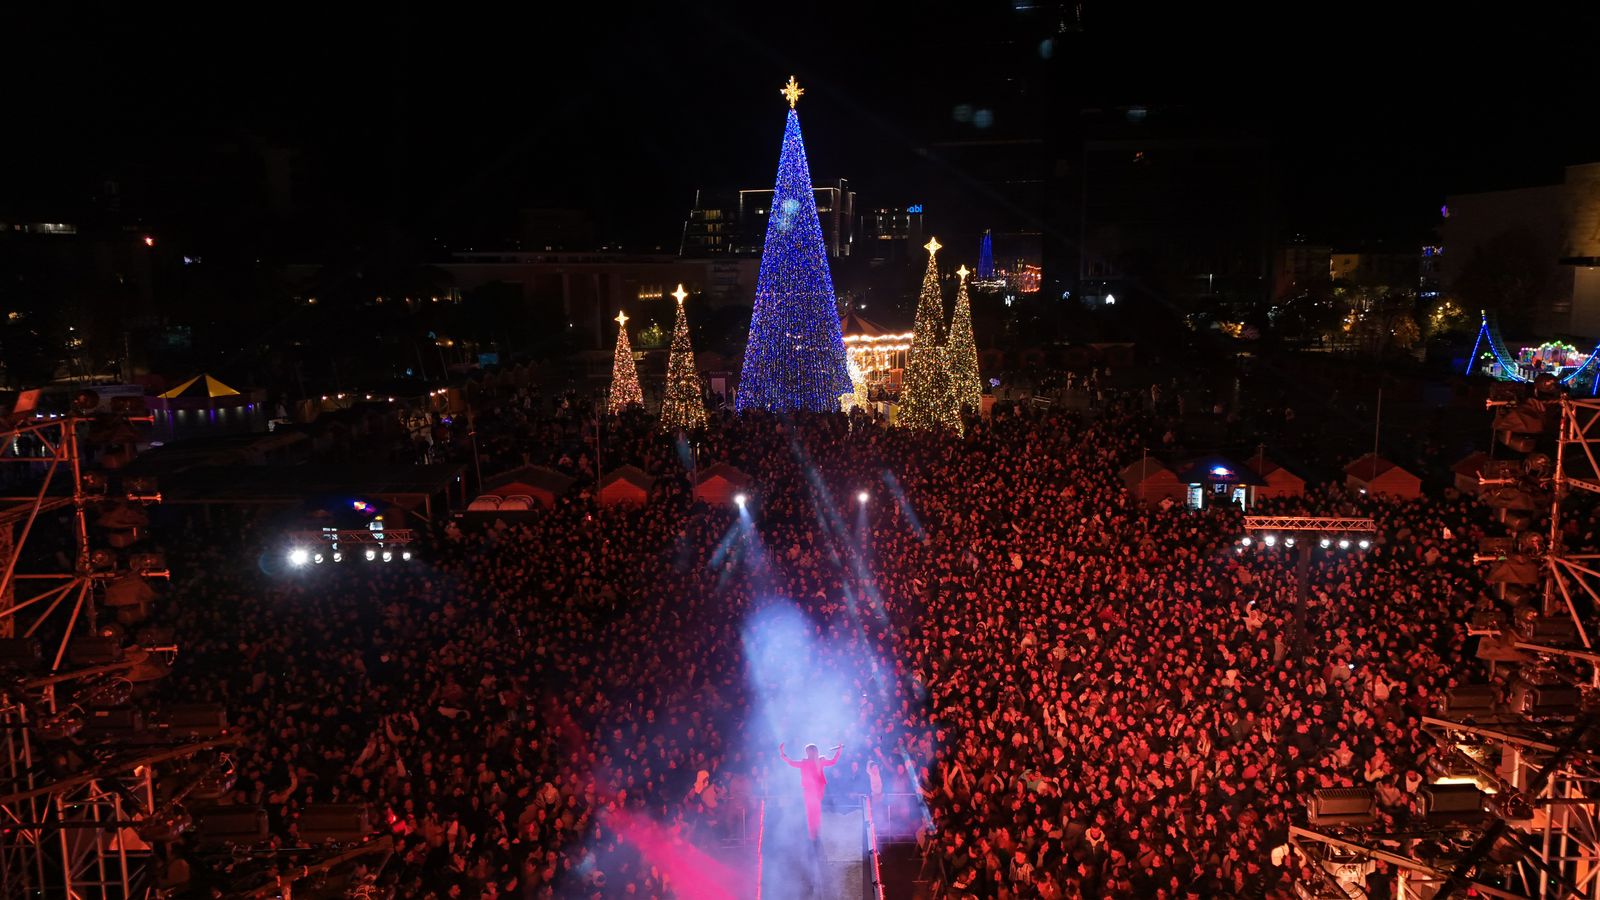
[680,180,856,260]
[859,205,925,262]
[679,189,737,256]
[737,178,855,258]
[1442,161,1600,337]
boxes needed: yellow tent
[158,375,241,400]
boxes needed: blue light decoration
[905,204,923,214]
[736,76,852,414]
[977,230,995,279]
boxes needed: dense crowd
[154,386,1505,898]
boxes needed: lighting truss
[1290,391,1600,898]
[1241,516,1377,533]
[1,409,161,672]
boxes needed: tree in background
[898,237,960,432]
[946,264,983,418]
[608,311,643,414]
[735,77,851,413]
[659,285,707,431]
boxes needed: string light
[736,79,851,414]
[660,284,708,431]
[947,264,982,417]
[608,310,643,414]
[897,237,960,433]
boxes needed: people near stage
[154,386,1496,898]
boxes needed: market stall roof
[484,465,575,497]
[599,464,655,493]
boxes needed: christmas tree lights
[977,230,995,279]
[660,285,708,431]
[736,76,851,414]
[947,264,982,417]
[608,310,643,415]
[897,237,960,432]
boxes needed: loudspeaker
[1309,788,1374,826]
[67,637,124,667]
[1444,684,1497,715]
[1528,617,1578,644]
[81,706,144,739]
[1512,682,1581,714]
[159,704,228,737]
[297,804,372,844]
[1423,784,1486,819]
[194,807,269,844]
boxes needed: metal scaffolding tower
[1290,385,1600,899]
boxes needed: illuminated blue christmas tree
[736,76,852,414]
[977,230,995,279]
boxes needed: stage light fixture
[381,550,393,562]
[1284,536,1295,547]
[857,491,869,504]
[1338,538,1351,550]
[364,549,376,561]
[1358,538,1371,550]
[1263,534,1277,547]
[734,493,748,508]
[313,553,324,564]
[287,548,310,567]
[1320,537,1332,548]
[1240,536,1252,546]
[401,550,412,561]
[331,551,342,563]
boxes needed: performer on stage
[779,741,842,841]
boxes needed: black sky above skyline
[6,2,1597,256]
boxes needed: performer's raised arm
[824,743,843,766]
[779,742,802,768]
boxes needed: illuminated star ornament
[671,284,689,306]
[924,236,942,256]
[781,75,804,109]
[956,264,970,282]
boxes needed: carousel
[839,312,912,401]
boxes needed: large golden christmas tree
[607,310,643,415]
[659,285,708,431]
[946,264,983,418]
[897,237,960,432]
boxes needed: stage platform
[759,797,876,900]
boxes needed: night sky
[5,3,1595,255]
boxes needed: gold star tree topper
[924,236,941,255]
[671,284,688,306]
[781,75,804,109]
[956,264,970,282]
[615,311,628,326]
